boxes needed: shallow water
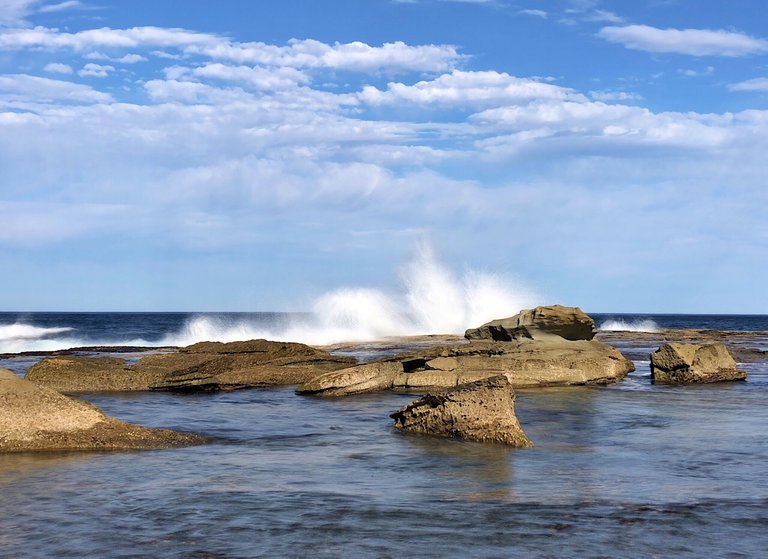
[2,354,768,557]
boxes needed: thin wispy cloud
[598,24,768,57]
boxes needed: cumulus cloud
[359,70,584,106]
[78,62,114,77]
[43,61,72,73]
[598,24,768,57]
[0,26,463,74]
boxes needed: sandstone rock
[298,339,634,396]
[0,368,205,452]
[390,375,533,446]
[150,339,355,392]
[465,305,596,342]
[297,362,401,396]
[26,356,165,392]
[650,343,747,384]
[26,339,356,393]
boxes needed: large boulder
[0,368,205,452]
[297,338,634,396]
[650,343,747,384]
[26,339,356,393]
[390,375,533,446]
[465,305,596,342]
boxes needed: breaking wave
[0,243,540,351]
[163,243,540,346]
[599,318,660,333]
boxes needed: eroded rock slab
[26,339,356,393]
[465,305,596,342]
[390,375,533,446]
[0,368,205,452]
[650,343,747,384]
[298,339,634,396]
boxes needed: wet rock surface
[390,375,533,446]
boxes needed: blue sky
[0,0,766,313]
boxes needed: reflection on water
[2,353,768,556]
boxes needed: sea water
[1,312,768,557]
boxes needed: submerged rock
[390,375,533,447]
[650,343,747,384]
[26,339,356,393]
[465,305,596,342]
[0,368,205,452]
[297,338,634,396]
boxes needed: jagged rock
[26,339,356,393]
[465,305,596,342]
[390,375,533,446]
[0,368,205,452]
[297,339,634,396]
[650,343,747,384]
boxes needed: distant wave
[599,319,660,333]
[0,322,149,354]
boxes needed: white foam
[599,319,660,333]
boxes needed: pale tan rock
[0,368,205,452]
[297,362,401,396]
[298,339,634,396]
[391,375,533,446]
[465,304,596,342]
[650,343,747,384]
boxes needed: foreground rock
[465,305,596,342]
[298,339,634,396]
[391,375,533,446]
[0,369,205,452]
[650,343,747,384]
[26,339,356,393]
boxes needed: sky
[0,0,766,313]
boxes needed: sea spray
[163,243,540,345]
[599,318,660,332]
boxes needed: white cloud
[360,70,584,106]
[0,26,463,74]
[678,66,714,77]
[185,38,463,73]
[43,61,72,74]
[0,73,112,102]
[78,62,114,77]
[85,51,147,64]
[187,63,310,90]
[0,0,37,26]
[589,90,643,102]
[37,0,82,13]
[519,9,547,18]
[598,24,768,57]
[729,77,768,92]
[0,25,223,51]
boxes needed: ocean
[1,312,768,557]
